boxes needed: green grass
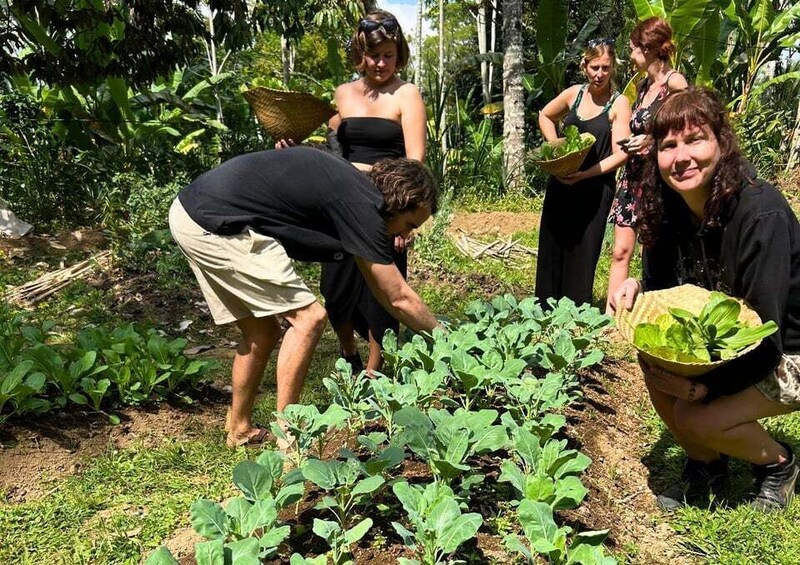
[637,403,800,564]
[0,437,247,564]
[454,191,543,213]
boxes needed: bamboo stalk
[5,250,111,305]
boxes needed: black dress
[321,117,407,342]
[535,85,618,306]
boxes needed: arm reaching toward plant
[355,257,439,332]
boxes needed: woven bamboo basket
[531,133,595,177]
[242,87,336,143]
[616,284,763,377]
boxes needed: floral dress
[607,73,676,227]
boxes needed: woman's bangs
[652,100,709,141]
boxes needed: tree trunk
[477,1,489,105]
[281,35,293,85]
[788,96,800,171]
[438,0,447,154]
[415,0,424,87]
[502,0,525,193]
[489,0,496,101]
[206,10,223,122]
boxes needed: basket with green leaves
[530,125,596,177]
[616,284,778,377]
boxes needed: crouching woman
[610,87,800,511]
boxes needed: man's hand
[274,139,296,149]
[394,233,416,252]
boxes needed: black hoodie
[642,163,800,401]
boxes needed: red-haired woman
[606,17,687,312]
[611,87,800,512]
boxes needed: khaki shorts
[755,354,800,408]
[168,199,317,325]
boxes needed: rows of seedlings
[149,294,617,565]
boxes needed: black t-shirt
[643,163,800,400]
[178,147,393,265]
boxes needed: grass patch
[0,437,247,564]
[454,191,543,213]
[637,401,800,564]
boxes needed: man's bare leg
[227,315,281,446]
[276,301,328,411]
[366,329,384,375]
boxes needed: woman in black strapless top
[323,11,427,374]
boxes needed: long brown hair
[638,87,746,247]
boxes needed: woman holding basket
[535,39,631,306]
[611,87,800,511]
[278,11,426,374]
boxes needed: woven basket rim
[531,133,596,176]
[615,284,764,376]
[242,86,336,142]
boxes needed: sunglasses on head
[587,37,615,48]
[359,18,399,34]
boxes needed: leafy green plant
[323,358,375,434]
[503,372,572,425]
[147,451,301,565]
[531,126,594,161]
[392,481,482,565]
[0,360,49,423]
[396,406,508,490]
[302,458,385,565]
[504,499,614,565]
[499,428,591,510]
[272,404,350,467]
[632,292,778,363]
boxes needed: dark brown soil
[564,356,692,564]
[0,229,107,257]
[1,222,689,563]
[0,392,230,503]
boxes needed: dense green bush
[732,102,795,182]
[0,90,108,228]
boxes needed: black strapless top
[336,117,405,165]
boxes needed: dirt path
[565,354,693,564]
[0,392,229,503]
[447,211,540,239]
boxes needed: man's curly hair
[370,158,439,217]
[638,86,749,247]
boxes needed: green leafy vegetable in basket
[632,291,778,363]
[532,125,594,161]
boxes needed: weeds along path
[565,353,694,564]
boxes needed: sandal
[226,427,275,448]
